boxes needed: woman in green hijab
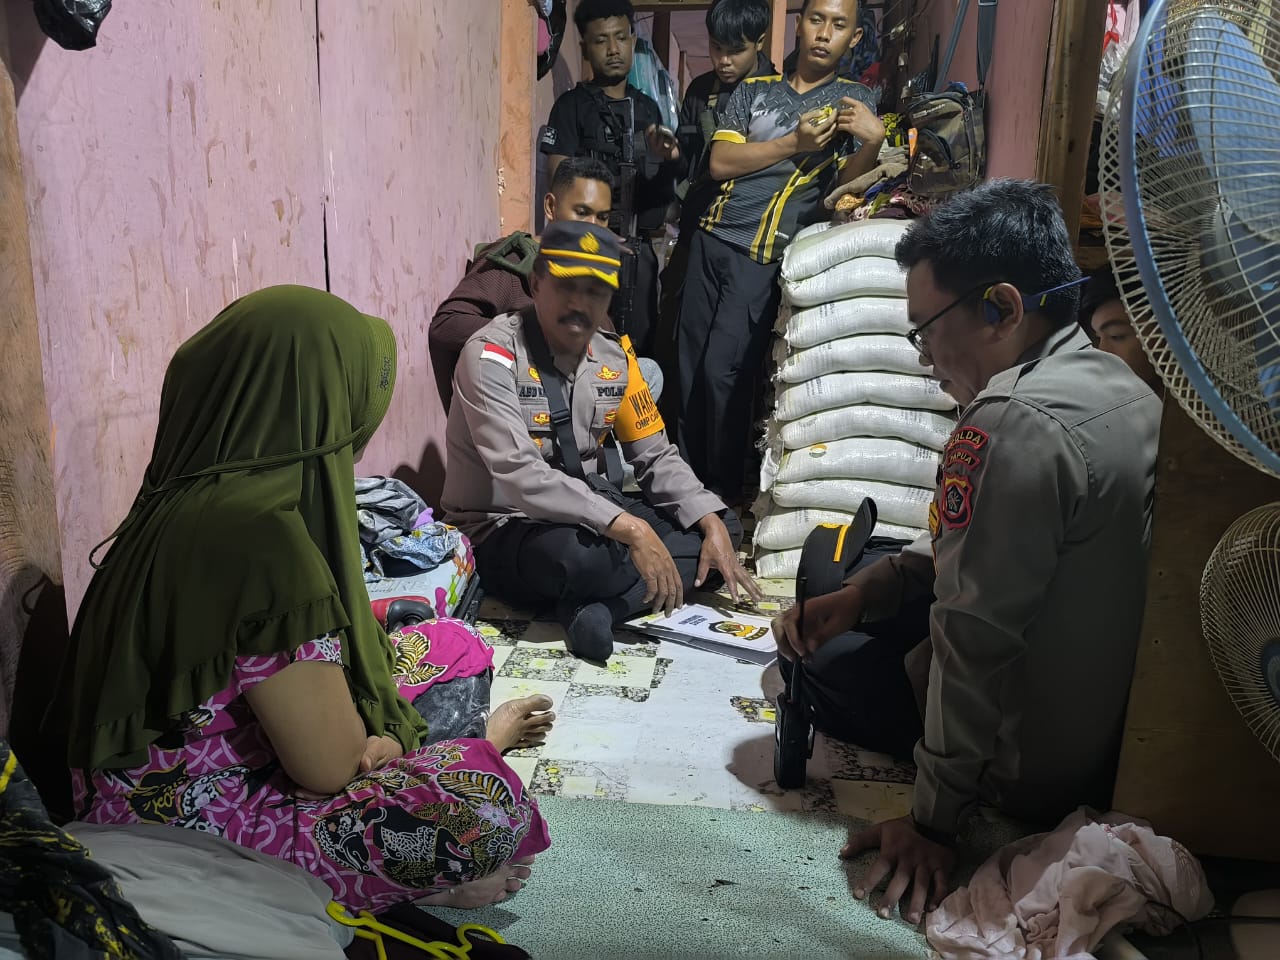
[58,285,552,913]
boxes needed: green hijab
[62,285,429,770]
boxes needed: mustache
[558,312,591,327]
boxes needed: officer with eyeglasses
[770,179,1163,925]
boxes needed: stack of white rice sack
[753,219,957,579]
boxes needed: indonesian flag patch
[481,343,515,369]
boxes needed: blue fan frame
[1119,0,1280,475]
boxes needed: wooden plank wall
[909,0,1055,180]
[501,0,539,235]
[1036,0,1107,243]
[0,7,63,734]
[1113,401,1280,861]
[315,1,503,507]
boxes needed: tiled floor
[476,581,919,823]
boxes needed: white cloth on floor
[926,808,1213,960]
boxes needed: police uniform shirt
[702,74,876,264]
[911,324,1162,835]
[539,83,673,234]
[442,310,724,542]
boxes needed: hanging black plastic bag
[535,0,566,81]
[33,0,112,52]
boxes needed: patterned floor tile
[729,777,838,816]
[572,654,659,689]
[478,596,536,621]
[497,647,580,683]
[563,682,659,704]
[612,637,659,658]
[529,759,630,800]
[489,645,514,674]
[755,577,796,601]
[730,696,777,724]
[831,779,914,822]
[503,743,547,760]
[824,739,916,786]
[489,676,571,709]
[477,596,916,814]
[475,619,527,647]
[502,754,539,787]
[514,620,568,648]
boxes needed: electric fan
[1098,1,1280,955]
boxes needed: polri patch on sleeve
[540,127,557,147]
[938,424,989,530]
[940,474,974,529]
[481,344,515,369]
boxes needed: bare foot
[486,695,555,753]
[418,856,535,909]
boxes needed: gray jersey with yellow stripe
[701,74,876,264]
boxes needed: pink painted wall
[909,0,1055,181]
[533,0,583,229]
[10,0,505,612]
[316,2,502,505]
[9,0,327,611]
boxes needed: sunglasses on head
[906,277,1091,354]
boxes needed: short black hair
[895,179,1084,327]
[706,0,770,47]
[574,0,635,36]
[550,156,614,197]
[1079,265,1121,328]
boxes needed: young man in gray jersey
[675,0,883,507]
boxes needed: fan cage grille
[1201,502,1280,762]
[1100,0,1280,479]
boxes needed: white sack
[753,504,927,551]
[776,437,940,488]
[773,404,956,451]
[781,218,911,282]
[769,477,935,529]
[774,372,956,421]
[783,256,906,308]
[782,298,911,348]
[774,334,926,382]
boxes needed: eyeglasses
[906,281,995,354]
[906,276,1092,355]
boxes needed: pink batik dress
[72,617,549,914]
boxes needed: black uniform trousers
[653,214,696,421]
[676,230,782,501]
[475,497,743,623]
[779,541,934,759]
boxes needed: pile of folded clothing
[356,477,477,619]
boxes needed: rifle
[588,93,644,341]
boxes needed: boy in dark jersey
[676,0,884,507]
[654,0,775,410]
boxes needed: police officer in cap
[539,0,682,360]
[443,221,761,662]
